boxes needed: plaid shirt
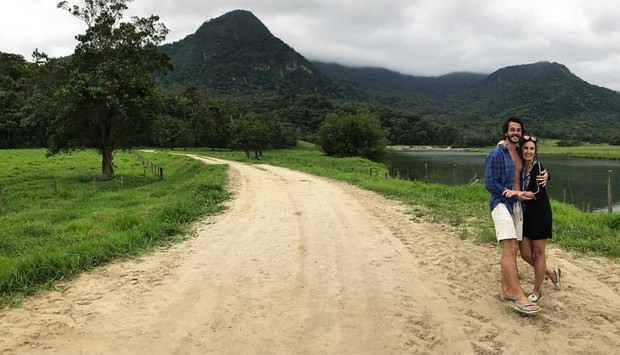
[484,143,524,214]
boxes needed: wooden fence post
[160,167,164,180]
[452,164,457,185]
[608,170,613,213]
[563,189,567,204]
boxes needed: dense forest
[3,5,620,168]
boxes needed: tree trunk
[101,148,114,180]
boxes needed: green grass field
[0,149,230,307]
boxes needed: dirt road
[1,156,619,354]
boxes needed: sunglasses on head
[522,135,537,142]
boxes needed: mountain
[152,9,620,142]
[455,62,620,138]
[311,61,486,99]
[6,9,616,146]
[156,10,353,97]
[311,59,620,140]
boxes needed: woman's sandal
[528,291,542,302]
[553,268,561,290]
[545,267,562,290]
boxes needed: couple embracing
[484,116,561,316]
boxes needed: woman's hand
[520,191,535,200]
[537,170,549,187]
[502,190,534,201]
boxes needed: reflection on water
[384,150,620,212]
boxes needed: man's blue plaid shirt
[484,143,524,215]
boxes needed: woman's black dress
[523,161,553,240]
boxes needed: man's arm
[484,150,517,202]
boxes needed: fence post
[424,163,428,181]
[93,176,97,192]
[608,170,613,213]
[563,189,567,204]
[144,168,147,184]
[160,167,164,180]
[452,164,457,185]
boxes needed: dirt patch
[1,156,619,354]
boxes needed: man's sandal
[514,302,541,315]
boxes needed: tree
[45,0,172,179]
[317,106,388,159]
[229,113,272,159]
[0,53,31,148]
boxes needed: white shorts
[491,203,523,242]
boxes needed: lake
[384,150,620,212]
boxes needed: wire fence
[388,157,618,213]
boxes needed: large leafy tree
[317,106,388,159]
[48,0,172,179]
[229,112,272,159]
[0,53,33,148]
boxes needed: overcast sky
[2,0,620,90]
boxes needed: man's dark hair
[502,116,525,135]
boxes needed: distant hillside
[312,61,486,99]
[7,10,620,149]
[455,62,620,139]
[156,10,353,97]
[312,59,620,140]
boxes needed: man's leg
[500,239,522,297]
[501,239,539,311]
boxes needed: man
[484,116,541,315]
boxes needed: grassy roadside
[0,149,230,308]
[187,142,620,262]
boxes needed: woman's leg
[519,237,534,266]
[531,239,548,296]
[523,236,556,281]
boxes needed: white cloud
[2,0,620,90]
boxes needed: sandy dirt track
[1,155,619,354]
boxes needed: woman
[519,135,561,302]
